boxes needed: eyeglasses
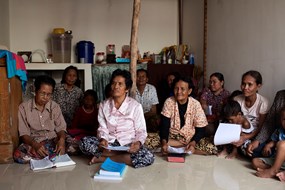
[38,92,53,98]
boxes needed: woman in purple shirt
[80,69,154,168]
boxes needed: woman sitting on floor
[79,69,155,168]
[160,76,208,155]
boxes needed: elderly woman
[79,69,154,168]
[160,76,208,155]
[200,72,231,136]
[13,75,66,164]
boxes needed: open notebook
[30,154,76,171]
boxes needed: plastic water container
[76,41,94,64]
[51,33,72,63]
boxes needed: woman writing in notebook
[79,69,154,168]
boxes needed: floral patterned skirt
[79,136,155,168]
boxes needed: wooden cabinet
[0,57,22,163]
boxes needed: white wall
[0,0,10,49]
[8,0,178,62]
[207,0,285,104]
[182,0,204,66]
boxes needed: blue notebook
[94,158,127,181]
[100,158,126,176]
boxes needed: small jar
[107,44,115,55]
[96,52,105,64]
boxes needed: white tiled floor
[0,154,284,190]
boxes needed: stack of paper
[94,157,127,181]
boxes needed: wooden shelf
[25,63,93,90]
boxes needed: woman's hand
[128,141,141,153]
[32,141,48,157]
[98,138,108,151]
[161,140,168,155]
[262,144,272,157]
[185,141,196,154]
[232,134,247,147]
[246,140,260,156]
[262,141,275,157]
[55,138,65,155]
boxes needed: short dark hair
[173,76,194,90]
[137,68,149,77]
[242,70,262,85]
[210,72,225,88]
[223,100,242,118]
[61,66,81,87]
[34,75,56,92]
[210,72,224,82]
[229,90,243,100]
[84,89,98,103]
[110,69,133,90]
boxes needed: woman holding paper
[160,76,208,155]
[233,70,269,157]
[79,69,154,168]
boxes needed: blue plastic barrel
[76,41,94,63]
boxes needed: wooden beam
[203,0,208,88]
[129,0,141,98]
[178,0,183,44]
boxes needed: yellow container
[53,28,65,34]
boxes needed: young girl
[252,106,285,179]
[53,66,84,128]
[218,100,255,159]
[67,89,99,154]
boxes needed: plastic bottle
[162,51,167,64]
[189,54,195,64]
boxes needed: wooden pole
[129,0,141,98]
[203,0,208,88]
[178,0,183,45]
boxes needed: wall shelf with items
[25,63,93,91]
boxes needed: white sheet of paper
[214,123,242,146]
[103,145,130,151]
[168,146,192,155]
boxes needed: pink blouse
[98,96,147,146]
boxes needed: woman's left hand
[128,141,141,153]
[55,138,65,155]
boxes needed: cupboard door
[0,65,14,163]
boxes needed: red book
[167,153,185,163]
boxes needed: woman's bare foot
[252,158,271,170]
[89,156,106,165]
[276,171,285,182]
[256,168,278,178]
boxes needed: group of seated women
[12,67,285,182]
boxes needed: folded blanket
[0,50,27,91]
